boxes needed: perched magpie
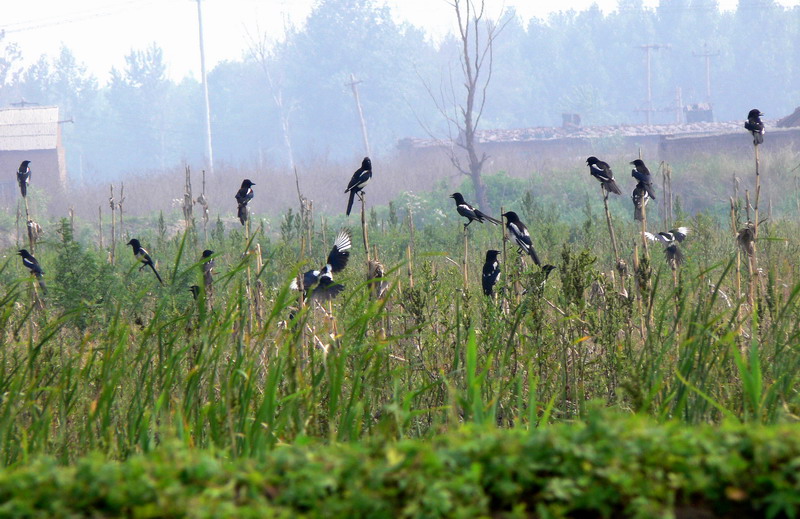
[630,159,656,199]
[450,192,501,229]
[18,249,46,293]
[189,285,200,300]
[632,182,650,222]
[201,249,214,291]
[501,211,541,266]
[744,109,765,145]
[586,156,622,195]
[737,222,755,257]
[290,229,352,300]
[644,227,689,268]
[17,160,31,198]
[482,250,501,296]
[344,157,372,216]
[127,239,164,285]
[235,179,255,225]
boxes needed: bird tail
[346,190,356,216]
[238,203,248,225]
[665,245,684,269]
[19,180,26,198]
[528,244,542,266]
[149,263,164,285]
[645,184,657,200]
[36,274,46,295]
[605,180,622,195]
[476,210,501,225]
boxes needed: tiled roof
[0,106,60,151]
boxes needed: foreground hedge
[1,412,799,518]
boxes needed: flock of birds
[12,109,767,304]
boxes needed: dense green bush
[0,412,799,518]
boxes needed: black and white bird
[235,179,255,226]
[291,229,352,301]
[744,109,765,145]
[17,160,31,198]
[644,227,689,268]
[630,159,656,200]
[501,211,541,266]
[344,157,372,216]
[586,156,622,195]
[482,249,501,296]
[450,192,501,229]
[201,249,214,292]
[18,249,46,293]
[127,239,164,285]
[632,182,650,222]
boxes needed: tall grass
[1,160,800,465]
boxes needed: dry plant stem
[407,244,414,289]
[462,226,469,288]
[360,194,370,262]
[500,205,508,309]
[23,196,34,253]
[632,241,646,339]
[98,206,103,250]
[601,186,620,284]
[118,183,125,242]
[109,185,116,265]
[744,191,755,308]
[15,202,21,248]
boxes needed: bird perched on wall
[482,250,501,296]
[201,249,214,292]
[18,249,46,293]
[127,238,164,285]
[644,227,689,268]
[235,179,255,225]
[586,156,622,195]
[744,109,765,145]
[291,229,352,301]
[17,160,31,198]
[630,159,656,200]
[632,182,650,222]
[450,192,501,229]
[345,157,372,216]
[501,211,541,266]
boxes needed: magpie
[18,249,46,293]
[630,159,656,199]
[17,160,31,198]
[501,211,541,266]
[644,227,689,267]
[737,222,755,257]
[482,249,501,296]
[290,229,352,300]
[450,192,501,229]
[235,179,255,225]
[127,239,164,285]
[189,285,200,300]
[201,249,214,290]
[344,157,372,216]
[744,109,765,145]
[586,156,622,195]
[632,182,649,222]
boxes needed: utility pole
[346,73,371,157]
[693,43,719,104]
[195,0,214,175]
[636,44,669,125]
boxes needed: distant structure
[0,105,67,202]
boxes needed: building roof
[0,106,60,151]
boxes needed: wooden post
[360,193,370,262]
[109,184,116,265]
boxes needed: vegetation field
[1,150,800,516]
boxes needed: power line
[0,0,168,35]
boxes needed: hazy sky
[2,0,799,83]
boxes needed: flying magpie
[482,249,501,296]
[501,211,541,266]
[644,227,689,268]
[630,159,656,199]
[18,249,46,293]
[235,179,255,225]
[744,109,765,145]
[127,239,164,285]
[586,156,622,195]
[290,229,352,301]
[201,249,214,291]
[450,192,501,229]
[17,160,31,198]
[632,182,649,222]
[345,157,372,216]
